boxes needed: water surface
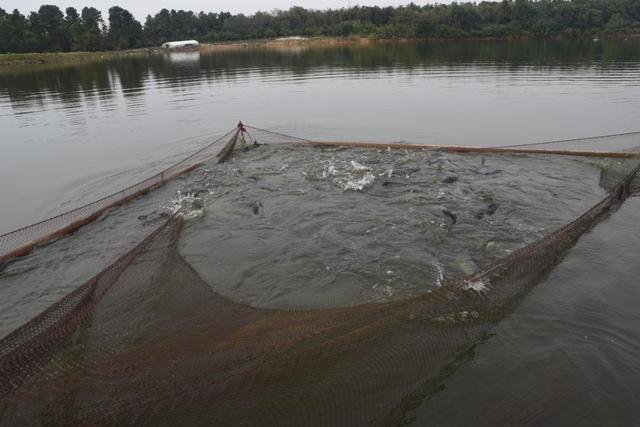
[1,39,640,234]
[1,39,640,424]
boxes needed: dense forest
[1,1,640,53]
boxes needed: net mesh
[0,128,237,264]
[502,130,640,153]
[1,126,639,424]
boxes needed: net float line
[291,140,640,159]
[244,124,640,159]
[2,123,638,267]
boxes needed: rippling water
[179,146,606,309]
[1,39,640,423]
[414,197,640,425]
[2,39,640,234]
[0,143,614,336]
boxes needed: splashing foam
[350,161,372,173]
[315,158,376,191]
[321,158,338,178]
[433,260,445,287]
[340,172,375,192]
[338,160,375,191]
[165,191,206,221]
[462,278,490,294]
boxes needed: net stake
[217,122,245,163]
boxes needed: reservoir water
[1,39,639,424]
[1,39,640,233]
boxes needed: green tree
[2,1,640,53]
[0,8,8,52]
[607,12,629,30]
[0,9,31,52]
[30,5,66,51]
[64,7,84,51]
[81,7,104,51]
[107,6,142,49]
[144,8,172,45]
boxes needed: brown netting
[0,217,175,399]
[1,126,639,425]
[0,128,237,264]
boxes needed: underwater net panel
[0,127,639,425]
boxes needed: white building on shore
[161,40,199,49]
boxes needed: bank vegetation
[1,1,639,55]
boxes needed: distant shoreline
[1,34,638,71]
[0,37,370,69]
[0,48,163,70]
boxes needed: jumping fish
[351,161,372,173]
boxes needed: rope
[499,130,640,149]
[245,124,640,154]
[243,124,314,143]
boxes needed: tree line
[1,1,640,54]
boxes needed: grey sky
[1,1,464,21]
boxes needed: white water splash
[378,169,393,178]
[351,160,372,173]
[164,191,206,221]
[321,157,338,178]
[340,172,375,191]
[433,260,445,287]
[462,278,490,294]
[315,158,376,191]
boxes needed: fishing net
[0,124,312,265]
[0,128,237,264]
[1,125,639,425]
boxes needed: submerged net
[1,125,639,425]
[0,128,237,264]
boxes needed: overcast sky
[1,1,466,20]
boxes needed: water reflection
[165,50,201,64]
[2,39,640,108]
